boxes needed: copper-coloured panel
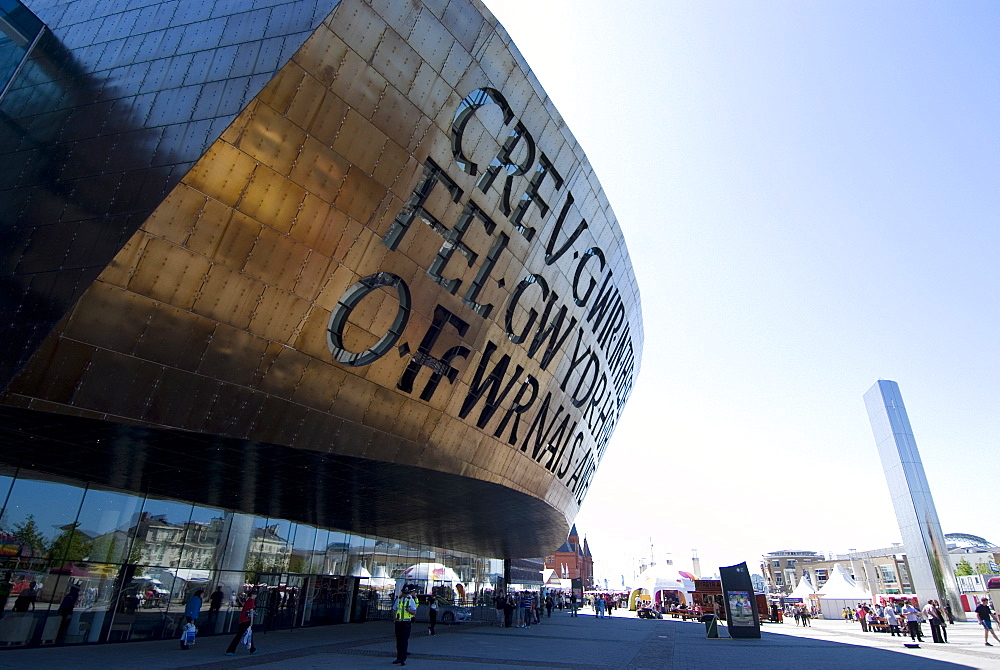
[127,238,210,310]
[291,135,352,198]
[3,0,643,559]
[198,323,270,388]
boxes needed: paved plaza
[0,608,996,669]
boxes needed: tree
[245,556,263,583]
[955,559,974,576]
[975,561,998,575]
[288,555,306,574]
[49,523,92,563]
[12,515,47,556]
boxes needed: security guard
[392,585,418,665]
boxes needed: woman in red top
[225,591,258,656]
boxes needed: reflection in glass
[0,0,45,97]
[0,471,13,509]
[289,522,318,574]
[130,498,195,571]
[0,468,509,644]
[246,516,292,578]
[0,478,85,559]
[77,488,143,565]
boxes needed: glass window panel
[76,487,144,565]
[323,530,349,576]
[347,533,374,578]
[288,522,317,574]
[0,469,14,509]
[176,504,226,571]
[151,504,230,614]
[131,497,195,572]
[0,469,16,561]
[245,516,293,576]
[0,476,86,566]
[265,518,293,573]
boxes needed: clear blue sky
[486,0,1000,584]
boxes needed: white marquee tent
[816,564,871,619]
[398,562,466,598]
[629,566,695,610]
[786,574,816,602]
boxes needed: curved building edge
[0,0,643,558]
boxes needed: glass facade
[0,1,43,97]
[0,465,505,646]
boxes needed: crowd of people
[787,604,816,626]
[842,599,951,642]
[835,597,1000,646]
[491,590,560,627]
[585,593,624,617]
[483,590,631,626]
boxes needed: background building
[0,0,641,646]
[762,533,1000,611]
[760,550,825,595]
[544,525,594,590]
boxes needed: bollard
[701,614,719,638]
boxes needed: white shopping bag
[241,626,253,649]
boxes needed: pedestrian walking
[502,593,515,627]
[901,601,923,642]
[494,592,505,627]
[392,585,417,665]
[55,583,80,644]
[12,581,36,612]
[185,589,203,624]
[207,585,224,629]
[856,604,869,632]
[181,589,203,649]
[520,591,533,628]
[975,597,1000,646]
[225,590,257,656]
[885,604,901,636]
[427,596,438,635]
[932,601,948,643]
[922,600,944,643]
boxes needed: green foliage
[128,536,147,574]
[245,556,263,583]
[288,555,306,574]
[49,523,92,563]
[975,561,998,575]
[955,559,974,576]
[12,515,47,555]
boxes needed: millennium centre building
[0,0,642,646]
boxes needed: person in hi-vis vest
[393,585,418,665]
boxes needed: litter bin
[700,614,719,638]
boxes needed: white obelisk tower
[863,380,964,619]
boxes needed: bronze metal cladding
[0,0,643,558]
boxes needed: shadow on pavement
[640,622,979,670]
